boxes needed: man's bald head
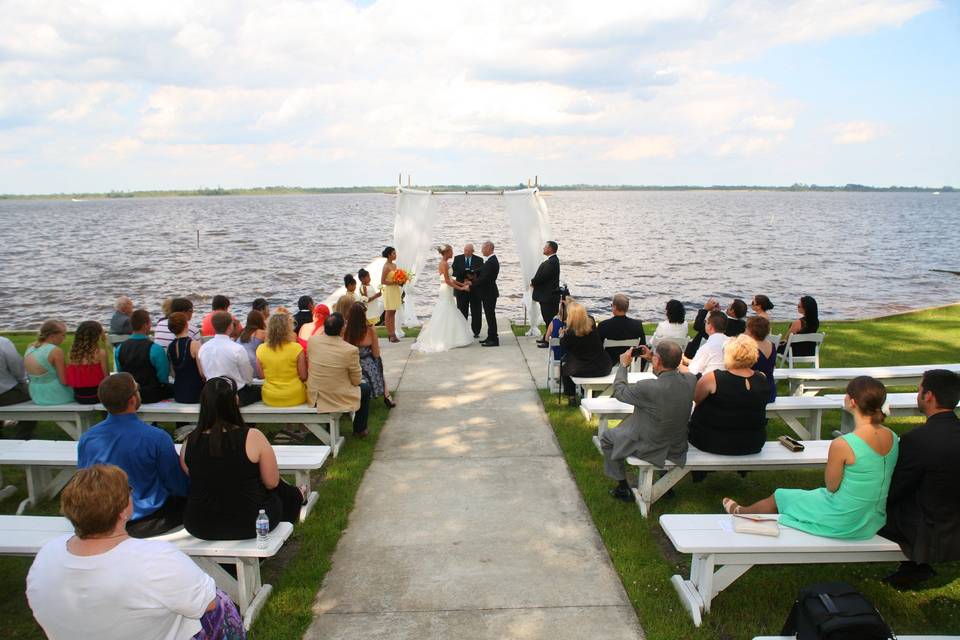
[655,341,683,370]
[464,243,474,256]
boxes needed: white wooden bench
[660,513,905,627]
[619,440,830,517]
[0,402,100,440]
[755,637,954,639]
[777,363,960,396]
[0,515,292,629]
[583,394,836,444]
[570,371,655,403]
[130,401,346,457]
[825,391,960,434]
[0,439,330,520]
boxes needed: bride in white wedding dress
[411,244,475,353]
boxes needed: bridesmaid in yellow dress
[380,246,402,343]
[256,313,307,406]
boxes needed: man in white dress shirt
[682,310,727,377]
[197,311,261,406]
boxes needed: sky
[1,0,957,193]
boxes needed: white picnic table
[777,363,960,396]
[0,439,330,520]
[0,515,292,629]
[660,513,905,627]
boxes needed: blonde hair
[565,302,593,337]
[34,319,66,347]
[436,244,452,256]
[334,294,354,319]
[61,464,129,539]
[723,334,759,370]
[265,312,294,349]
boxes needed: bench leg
[0,469,16,502]
[672,553,755,625]
[19,467,73,514]
[193,557,271,630]
[302,414,345,458]
[294,469,318,522]
[630,467,686,518]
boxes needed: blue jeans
[353,382,371,434]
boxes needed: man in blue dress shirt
[78,373,188,537]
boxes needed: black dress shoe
[481,340,499,347]
[883,561,936,589]
[473,334,480,338]
[536,340,549,348]
[609,485,634,503]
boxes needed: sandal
[389,335,400,343]
[298,484,310,505]
[384,396,397,409]
[722,498,741,515]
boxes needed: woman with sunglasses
[180,377,306,540]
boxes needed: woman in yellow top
[256,313,307,406]
[380,246,402,343]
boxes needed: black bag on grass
[780,582,895,640]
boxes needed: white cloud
[829,121,885,144]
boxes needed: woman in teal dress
[24,319,75,405]
[722,376,899,540]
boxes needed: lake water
[0,191,957,330]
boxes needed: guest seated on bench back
[688,334,771,456]
[881,369,960,588]
[649,299,688,349]
[681,311,727,377]
[597,293,646,365]
[201,294,242,338]
[199,311,261,407]
[256,312,307,407]
[109,296,133,335]
[181,377,305,540]
[559,302,612,405]
[293,295,315,334]
[78,374,189,538]
[166,312,204,404]
[66,320,109,404]
[24,319,74,405]
[153,297,199,349]
[602,341,696,502]
[27,464,246,640]
[306,313,371,437]
[685,298,747,357]
[746,316,776,404]
[115,309,173,404]
[0,335,36,438]
[723,376,899,540]
[780,295,820,357]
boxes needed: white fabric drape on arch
[503,188,552,337]
[393,188,440,327]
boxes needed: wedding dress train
[411,268,474,353]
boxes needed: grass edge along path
[533,304,960,639]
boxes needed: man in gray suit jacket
[601,340,696,502]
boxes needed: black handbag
[781,582,895,640]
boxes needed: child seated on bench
[722,376,899,541]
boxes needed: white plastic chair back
[779,332,825,368]
[767,334,781,351]
[546,337,561,392]
[107,333,129,346]
[603,338,643,372]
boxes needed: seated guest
[66,321,108,404]
[548,297,569,361]
[681,311,727,377]
[358,269,383,325]
[601,341,696,502]
[880,370,960,588]
[252,297,270,320]
[559,302,612,405]
[344,301,396,408]
[24,320,74,405]
[685,298,747,357]
[597,293,646,365]
[166,312,204,404]
[160,297,173,320]
[198,311,261,407]
[688,335,770,456]
[333,293,355,320]
[181,377,305,540]
[115,309,173,404]
[649,299,688,349]
[307,313,371,437]
[746,316,776,404]
[256,313,307,407]
[751,294,774,321]
[725,299,748,336]
[201,294,242,338]
[153,298,199,349]
[297,303,330,348]
[109,296,133,335]
[723,376,898,540]
[26,464,245,640]
[0,335,36,438]
[780,295,820,357]
[78,374,189,537]
[293,295,315,334]
[237,310,266,377]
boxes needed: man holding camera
[531,240,561,348]
[601,341,696,502]
[452,243,484,338]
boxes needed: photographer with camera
[558,302,610,407]
[601,341,696,502]
[531,241,561,348]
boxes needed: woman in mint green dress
[722,376,899,540]
[24,320,75,405]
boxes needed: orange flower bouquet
[393,269,411,286]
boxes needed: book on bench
[733,514,780,537]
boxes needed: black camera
[631,345,647,358]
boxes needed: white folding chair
[546,337,561,392]
[767,334,781,351]
[777,332,825,368]
[603,338,643,372]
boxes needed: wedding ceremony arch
[391,186,552,337]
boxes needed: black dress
[688,370,770,455]
[167,337,203,404]
[559,319,612,396]
[183,427,302,540]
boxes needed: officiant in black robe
[452,245,484,338]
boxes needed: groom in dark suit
[472,241,500,347]
[451,243,484,338]
[531,240,561,348]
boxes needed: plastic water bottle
[255,510,270,549]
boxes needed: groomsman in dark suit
[473,241,500,347]
[451,244,484,338]
[531,240,560,348]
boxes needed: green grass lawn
[535,303,960,638]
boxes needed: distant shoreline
[1,183,956,201]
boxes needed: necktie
[466,257,471,268]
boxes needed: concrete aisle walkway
[305,321,644,639]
